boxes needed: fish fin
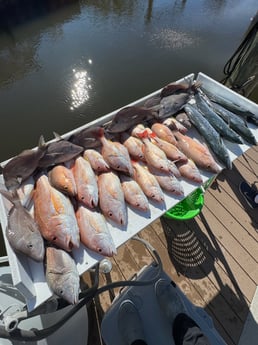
[0,164,3,174]
[53,132,63,140]
[38,135,46,148]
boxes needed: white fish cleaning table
[0,72,257,311]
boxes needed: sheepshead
[72,156,98,208]
[83,149,110,173]
[46,247,79,305]
[150,123,177,145]
[38,134,83,168]
[106,106,157,133]
[48,163,77,197]
[210,101,257,145]
[137,130,173,173]
[0,189,45,262]
[194,92,243,144]
[98,171,127,225]
[69,126,102,149]
[120,174,150,212]
[149,132,188,163]
[176,159,203,184]
[173,131,221,173]
[184,104,232,169]
[2,136,46,191]
[34,174,80,251]
[148,166,184,196]
[97,127,134,176]
[200,87,258,125]
[76,204,117,257]
[120,132,145,161]
[132,160,164,203]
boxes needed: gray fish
[200,87,258,125]
[184,104,232,169]
[69,126,102,149]
[156,93,190,119]
[175,111,192,129]
[2,136,46,191]
[194,92,243,144]
[46,246,80,305]
[0,189,45,262]
[106,106,157,133]
[210,101,257,145]
[38,133,83,168]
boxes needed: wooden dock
[86,144,258,345]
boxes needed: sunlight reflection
[70,62,92,110]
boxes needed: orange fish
[48,163,77,197]
[33,174,80,251]
[176,159,203,184]
[173,131,221,173]
[151,123,177,145]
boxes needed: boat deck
[86,144,258,345]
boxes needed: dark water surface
[0,0,257,163]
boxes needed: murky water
[0,0,257,256]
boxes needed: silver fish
[98,171,127,225]
[200,87,258,125]
[184,104,232,169]
[210,101,257,145]
[0,189,45,262]
[194,92,243,144]
[120,174,150,212]
[2,136,46,191]
[46,246,80,305]
[76,204,117,257]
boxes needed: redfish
[72,156,98,208]
[98,171,127,225]
[48,163,77,197]
[76,204,117,257]
[33,174,80,251]
[120,132,145,161]
[132,161,164,203]
[176,159,203,184]
[136,130,172,173]
[46,247,80,305]
[83,149,110,173]
[97,128,133,176]
[148,166,184,196]
[151,123,177,145]
[120,174,150,212]
[173,131,221,173]
[0,189,45,262]
[149,132,188,163]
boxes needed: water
[0,0,257,257]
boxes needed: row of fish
[0,77,257,305]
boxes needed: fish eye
[116,165,120,169]
[52,236,57,241]
[98,248,102,253]
[108,211,113,217]
[81,196,85,200]
[59,289,64,295]
[27,243,33,249]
